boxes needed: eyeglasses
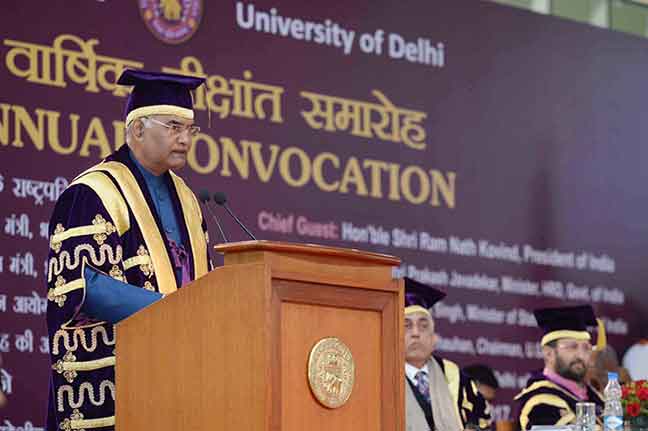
[144,117,201,137]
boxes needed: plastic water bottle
[603,372,623,431]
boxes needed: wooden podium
[115,241,404,430]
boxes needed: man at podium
[513,305,604,430]
[44,70,211,430]
[404,278,492,431]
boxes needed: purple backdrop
[1,0,647,426]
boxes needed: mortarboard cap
[117,69,205,126]
[404,277,447,318]
[533,305,597,346]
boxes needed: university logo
[139,0,203,45]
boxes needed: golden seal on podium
[307,337,355,409]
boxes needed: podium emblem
[307,337,355,409]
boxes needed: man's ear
[430,332,438,352]
[542,345,555,365]
[132,119,145,141]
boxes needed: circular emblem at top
[307,337,355,409]
[139,0,203,45]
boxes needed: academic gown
[514,371,605,431]
[45,144,211,430]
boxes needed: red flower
[637,386,648,401]
[626,402,641,417]
[622,386,631,399]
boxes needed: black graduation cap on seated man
[404,277,447,318]
[117,69,205,126]
[533,305,597,346]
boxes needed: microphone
[198,189,228,243]
[212,192,257,240]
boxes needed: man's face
[547,338,592,383]
[405,312,437,367]
[132,115,195,175]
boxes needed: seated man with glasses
[45,69,212,430]
[514,305,604,430]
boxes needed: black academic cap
[404,277,447,317]
[533,305,596,346]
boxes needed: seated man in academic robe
[45,69,212,430]
[514,305,604,430]
[404,277,492,431]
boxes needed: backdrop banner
[1,0,647,425]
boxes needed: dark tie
[415,370,431,404]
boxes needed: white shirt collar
[405,361,427,382]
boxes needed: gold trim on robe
[123,254,151,270]
[69,172,131,236]
[519,393,570,431]
[84,162,177,294]
[70,415,115,430]
[443,358,462,423]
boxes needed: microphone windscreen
[213,192,228,205]
[198,189,211,203]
